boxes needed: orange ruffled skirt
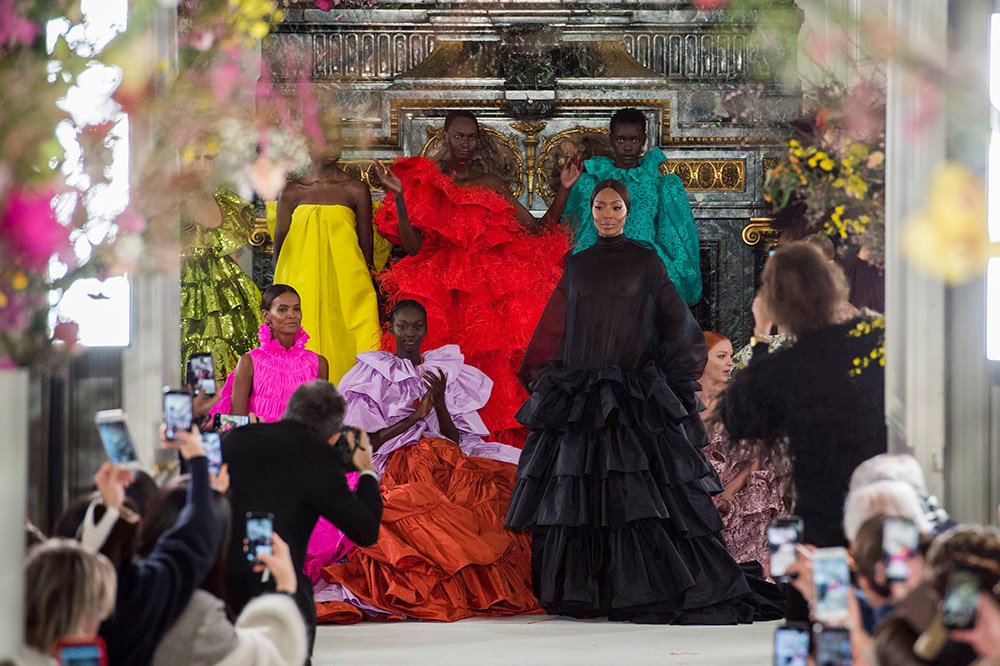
[316,438,540,623]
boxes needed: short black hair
[444,110,479,131]
[389,299,427,323]
[284,380,346,442]
[260,284,299,312]
[610,108,647,134]
[590,178,631,210]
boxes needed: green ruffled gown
[180,189,263,382]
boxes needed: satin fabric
[274,204,381,383]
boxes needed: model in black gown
[505,180,781,624]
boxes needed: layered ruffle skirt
[505,364,783,624]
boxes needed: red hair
[703,330,730,352]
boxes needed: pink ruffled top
[212,324,320,422]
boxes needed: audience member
[22,539,116,666]
[222,379,382,659]
[850,453,955,534]
[843,479,929,543]
[141,477,307,666]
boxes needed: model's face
[445,117,479,163]
[705,339,734,384]
[591,187,628,237]
[311,123,343,163]
[264,293,302,335]
[610,122,645,168]
[390,307,427,355]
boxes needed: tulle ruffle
[506,365,781,623]
[375,157,569,447]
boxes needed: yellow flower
[820,158,835,171]
[11,272,28,290]
[903,162,998,283]
[0,292,7,308]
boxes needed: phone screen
[246,513,273,563]
[813,547,851,623]
[773,625,811,666]
[816,628,852,666]
[201,432,222,476]
[96,419,139,466]
[163,391,193,440]
[186,353,216,396]
[57,642,104,666]
[214,413,250,433]
[768,517,802,582]
[942,569,980,629]
[883,517,919,581]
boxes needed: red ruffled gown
[375,157,569,447]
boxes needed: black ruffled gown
[505,235,781,624]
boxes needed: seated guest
[698,330,789,575]
[850,453,955,534]
[51,428,220,666]
[143,477,307,666]
[313,299,536,623]
[222,380,382,660]
[213,283,328,421]
[22,539,116,666]
[843,479,931,543]
[874,525,999,665]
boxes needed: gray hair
[849,453,928,495]
[843,479,930,543]
[283,380,346,442]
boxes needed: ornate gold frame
[741,217,781,248]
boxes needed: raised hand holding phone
[160,423,205,460]
[251,532,297,594]
[93,462,134,511]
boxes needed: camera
[333,425,362,471]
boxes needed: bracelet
[274,589,297,600]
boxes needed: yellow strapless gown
[273,204,381,383]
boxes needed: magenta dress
[304,345,522,585]
[704,428,790,573]
[211,324,320,421]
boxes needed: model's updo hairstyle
[260,284,300,312]
[590,179,631,211]
[389,299,428,324]
[443,110,479,132]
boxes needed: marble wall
[255,1,801,344]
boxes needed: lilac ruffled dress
[211,324,320,422]
[304,345,521,586]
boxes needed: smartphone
[214,413,250,433]
[245,512,274,563]
[883,517,920,582]
[163,389,194,441]
[773,623,811,666]
[816,627,852,666]
[185,352,216,396]
[94,410,141,469]
[201,431,222,476]
[768,516,804,583]
[56,636,108,666]
[942,568,981,629]
[813,546,852,624]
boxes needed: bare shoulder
[479,172,510,195]
[278,178,307,204]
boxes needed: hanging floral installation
[0,0,327,368]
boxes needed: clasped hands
[412,368,448,419]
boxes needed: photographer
[221,379,382,660]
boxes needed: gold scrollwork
[249,218,271,252]
[535,127,612,203]
[420,125,525,197]
[511,120,548,207]
[741,217,781,248]
[661,160,746,191]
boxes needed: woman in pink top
[212,284,329,422]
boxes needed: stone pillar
[0,369,28,660]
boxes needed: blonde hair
[24,539,117,653]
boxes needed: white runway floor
[313,616,781,665]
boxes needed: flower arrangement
[0,0,323,369]
[763,79,886,266]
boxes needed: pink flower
[0,188,70,270]
[0,0,39,54]
[314,0,334,11]
[693,0,728,9]
[114,207,146,234]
